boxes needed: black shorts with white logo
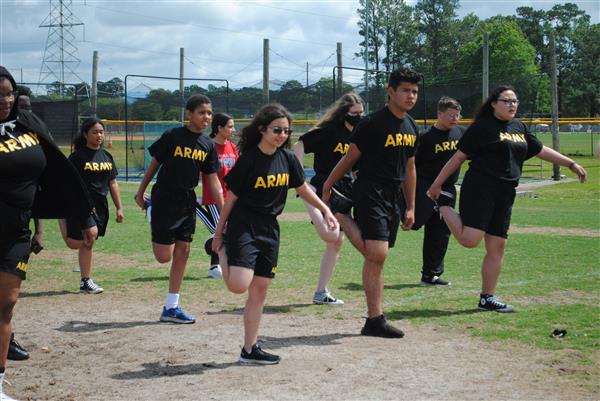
[150,187,196,245]
[225,206,279,279]
[353,178,402,248]
[459,169,516,238]
[66,194,107,240]
[0,203,32,280]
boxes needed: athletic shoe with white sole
[420,275,450,286]
[0,373,19,401]
[72,266,81,272]
[313,289,344,305]
[478,294,514,313]
[80,278,103,294]
[207,265,223,279]
[239,344,280,365]
[159,306,196,324]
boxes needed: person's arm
[536,146,587,183]
[427,150,468,200]
[293,140,305,165]
[296,183,339,231]
[31,218,44,254]
[135,158,160,208]
[401,156,416,230]
[211,192,238,253]
[205,172,225,211]
[322,143,362,203]
[109,178,124,223]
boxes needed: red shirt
[201,140,239,204]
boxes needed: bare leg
[362,240,388,318]
[316,233,344,292]
[0,273,21,371]
[78,242,94,279]
[336,213,367,256]
[438,206,485,248]
[243,276,271,352]
[168,241,191,294]
[481,234,507,294]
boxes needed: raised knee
[155,254,172,264]
[226,282,247,294]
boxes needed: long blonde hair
[315,92,364,128]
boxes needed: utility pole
[336,42,343,98]
[482,32,489,102]
[550,35,561,181]
[180,47,185,124]
[263,38,270,104]
[91,50,98,118]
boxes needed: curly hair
[238,103,292,153]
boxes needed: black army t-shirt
[68,147,117,197]
[351,106,418,186]
[416,125,466,184]
[149,126,218,191]
[300,122,352,186]
[225,147,305,216]
[0,129,46,209]
[458,116,543,183]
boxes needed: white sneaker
[73,266,81,272]
[80,278,104,294]
[207,265,223,279]
[0,391,19,401]
[313,289,344,305]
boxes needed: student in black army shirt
[293,92,364,305]
[135,94,224,325]
[428,85,587,313]
[410,97,465,286]
[59,118,123,294]
[323,68,421,338]
[0,66,97,401]
[212,104,338,365]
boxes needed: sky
[0,0,598,93]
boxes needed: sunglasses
[270,126,292,136]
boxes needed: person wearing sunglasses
[405,96,466,287]
[427,85,587,313]
[293,92,364,305]
[0,66,97,401]
[212,104,338,365]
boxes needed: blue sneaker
[159,306,196,324]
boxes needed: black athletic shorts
[0,203,32,280]
[353,178,402,248]
[66,194,108,240]
[225,205,279,279]
[407,177,456,231]
[459,169,515,238]
[150,187,196,245]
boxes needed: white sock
[0,372,4,393]
[165,293,179,310]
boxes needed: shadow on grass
[387,308,481,320]
[206,303,314,316]
[56,320,163,333]
[112,361,237,380]
[260,332,361,349]
[20,290,74,298]
[340,282,422,291]
[130,276,201,282]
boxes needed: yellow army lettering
[254,173,290,189]
[384,133,416,148]
[434,140,458,154]
[271,266,278,274]
[173,146,207,161]
[499,132,526,143]
[83,161,113,171]
[16,261,28,272]
[0,132,40,154]
[333,142,350,154]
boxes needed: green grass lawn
[29,155,599,384]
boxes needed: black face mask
[344,114,361,127]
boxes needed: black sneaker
[360,315,404,338]
[420,275,450,286]
[239,344,281,365]
[7,333,29,361]
[478,294,514,313]
[433,190,455,212]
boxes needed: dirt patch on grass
[510,226,599,237]
[4,286,598,400]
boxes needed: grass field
[27,155,599,387]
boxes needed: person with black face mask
[293,92,364,305]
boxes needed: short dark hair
[476,85,516,120]
[185,94,211,111]
[210,112,233,138]
[388,67,421,90]
[239,104,292,153]
[437,96,461,113]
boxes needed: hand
[116,208,124,223]
[401,209,414,231]
[321,181,333,204]
[135,193,146,209]
[569,162,587,183]
[82,225,98,247]
[426,184,442,201]
[211,235,223,253]
[323,210,339,232]
[31,232,44,254]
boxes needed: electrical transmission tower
[38,0,84,95]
